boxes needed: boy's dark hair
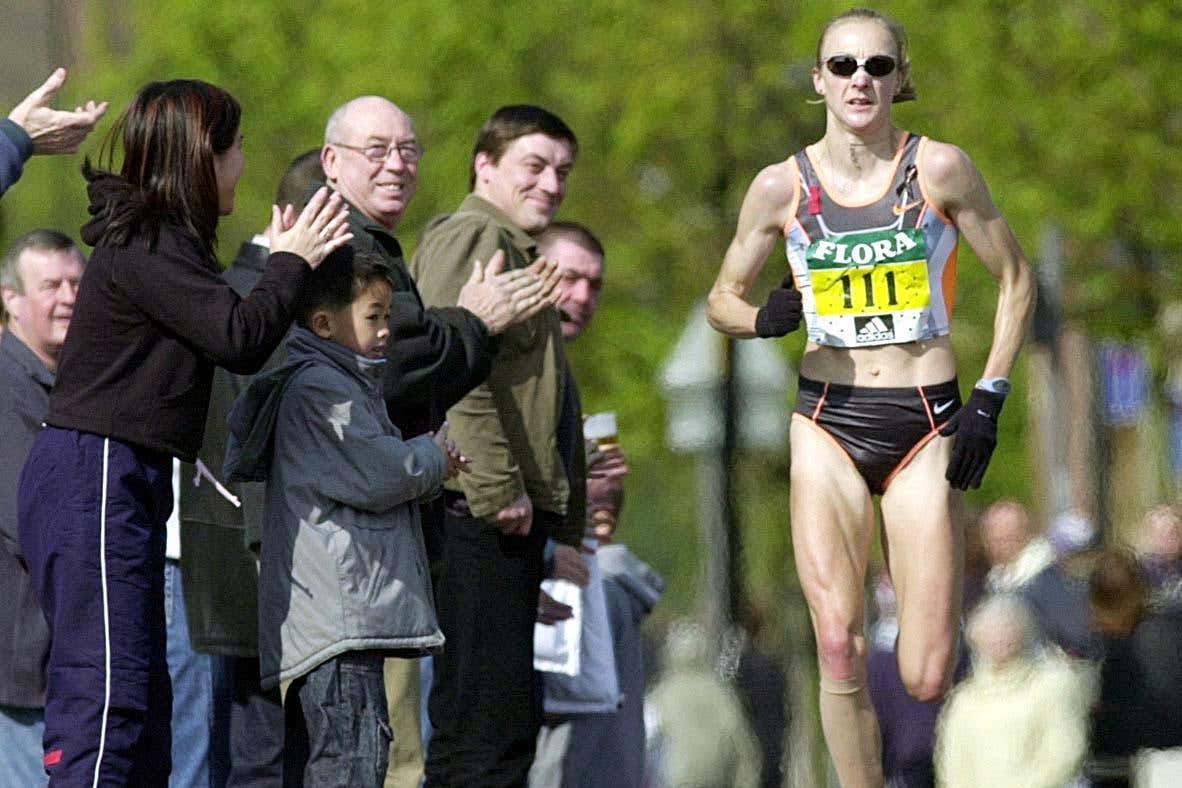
[469,105,578,189]
[295,247,395,327]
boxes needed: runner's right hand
[754,274,803,337]
[268,187,352,269]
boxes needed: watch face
[982,379,1011,395]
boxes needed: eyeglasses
[824,55,897,78]
[331,140,423,164]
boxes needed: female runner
[706,9,1035,787]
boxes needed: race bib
[805,228,931,346]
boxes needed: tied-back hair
[83,80,241,260]
[817,7,917,104]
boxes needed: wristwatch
[975,377,1012,396]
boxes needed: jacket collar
[285,326,387,393]
[457,194,537,257]
[0,329,54,390]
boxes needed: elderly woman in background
[935,594,1090,788]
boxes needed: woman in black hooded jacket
[16,79,351,786]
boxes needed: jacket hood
[597,543,665,613]
[80,171,152,247]
[224,327,386,482]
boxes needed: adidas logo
[854,315,895,343]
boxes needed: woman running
[17,80,351,786]
[706,9,1035,787]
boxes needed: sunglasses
[824,55,897,78]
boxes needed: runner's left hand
[939,387,1005,490]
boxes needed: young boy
[224,249,466,786]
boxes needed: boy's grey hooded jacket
[225,327,446,690]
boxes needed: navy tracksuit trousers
[18,427,174,787]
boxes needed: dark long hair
[84,80,241,258]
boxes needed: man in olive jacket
[411,104,586,787]
[323,97,561,788]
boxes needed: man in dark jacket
[0,229,84,785]
[320,96,561,788]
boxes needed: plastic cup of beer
[583,411,618,451]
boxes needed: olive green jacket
[410,195,578,542]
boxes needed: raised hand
[268,187,352,268]
[456,251,562,335]
[8,68,108,155]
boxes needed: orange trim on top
[791,412,862,477]
[802,131,911,209]
[881,429,941,492]
[917,385,936,430]
[941,245,959,319]
[811,382,830,421]
[915,136,956,226]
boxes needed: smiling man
[410,105,585,786]
[322,96,563,788]
[0,230,84,786]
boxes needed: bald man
[280,97,558,787]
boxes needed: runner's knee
[899,651,952,702]
[816,624,862,682]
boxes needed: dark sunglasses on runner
[825,54,897,78]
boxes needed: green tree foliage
[3,0,1178,613]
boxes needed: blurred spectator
[0,230,84,787]
[1086,547,1182,787]
[1136,504,1182,605]
[866,572,963,788]
[980,500,1096,657]
[1,68,107,198]
[645,620,761,788]
[935,594,1090,788]
[530,221,633,788]
[733,601,788,788]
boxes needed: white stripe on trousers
[93,438,113,788]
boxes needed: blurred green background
[2,0,1181,624]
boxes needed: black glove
[938,387,1006,490]
[754,275,803,338]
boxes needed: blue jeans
[284,651,391,787]
[0,704,49,787]
[165,559,213,788]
